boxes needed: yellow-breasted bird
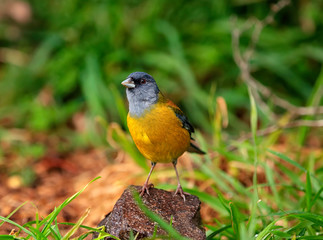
[122,72,205,201]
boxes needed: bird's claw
[174,185,190,202]
[140,183,154,196]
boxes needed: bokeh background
[1,0,323,238]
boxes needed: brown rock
[93,185,206,240]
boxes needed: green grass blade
[48,225,62,240]
[60,223,120,240]
[270,230,291,238]
[22,223,44,239]
[0,202,28,228]
[297,65,323,145]
[274,161,304,187]
[255,218,280,240]
[229,202,244,239]
[309,187,323,211]
[217,170,251,197]
[131,188,188,240]
[186,188,228,215]
[80,55,106,118]
[267,149,306,172]
[109,84,128,129]
[264,162,281,209]
[248,88,257,140]
[297,237,323,239]
[306,171,312,212]
[199,165,232,194]
[216,191,231,214]
[247,87,259,238]
[239,222,248,240]
[62,208,90,240]
[41,177,100,235]
[206,225,231,240]
[0,216,37,239]
[290,212,323,226]
[0,236,15,240]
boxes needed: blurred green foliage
[1,0,322,143]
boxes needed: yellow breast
[127,103,190,163]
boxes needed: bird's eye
[140,78,147,84]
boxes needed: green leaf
[309,187,323,211]
[256,218,280,240]
[268,149,307,172]
[0,202,28,228]
[264,162,281,209]
[248,88,257,141]
[0,235,15,240]
[290,213,323,226]
[62,208,90,240]
[229,202,244,239]
[306,171,312,212]
[206,225,231,240]
[131,187,188,240]
[247,87,259,238]
[41,177,101,235]
[0,217,37,239]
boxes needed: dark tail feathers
[187,142,206,155]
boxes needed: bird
[121,72,205,201]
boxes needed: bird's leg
[140,162,156,196]
[172,159,190,201]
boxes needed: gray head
[121,72,160,117]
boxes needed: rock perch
[93,185,206,240]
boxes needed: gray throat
[126,89,158,117]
